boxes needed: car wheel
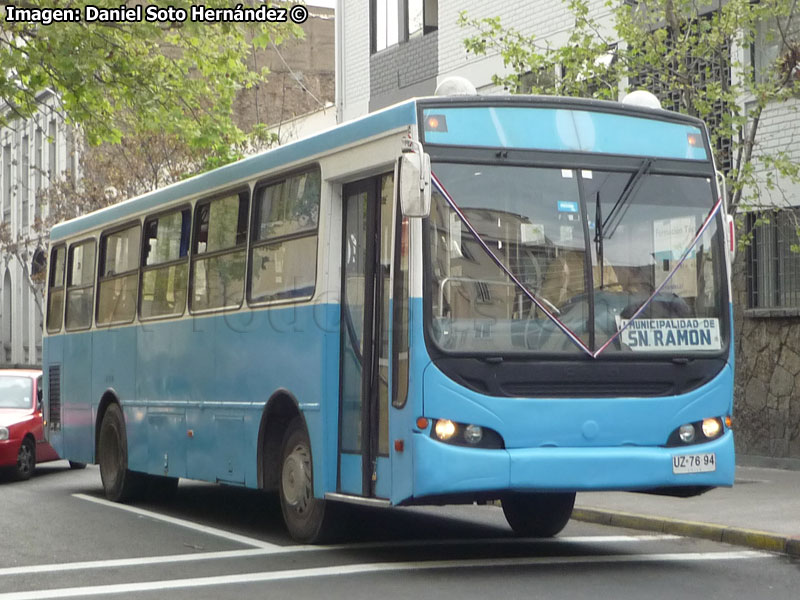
[98,403,143,501]
[501,491,575,537]
[279,417,338,543]
[15,437,36,481]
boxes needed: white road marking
[0,534,682,577]
[73,494,281,550]
[0,551,769,600]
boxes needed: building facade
[0,91,72,367]
[0,8,335,370]
[336,0,800,465]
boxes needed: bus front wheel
[501,491,576,537]
[98,403,143,502]
[279,417,337,543]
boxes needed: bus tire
[279,417,336,543]
[15,437,36,481]
[98,403,143,502]
[501,491,575,537]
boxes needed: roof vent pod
[622,90,663,110]
[435,76,477,96]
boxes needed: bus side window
[249,168,321,304]
[46,245,66,333]
[190,192,249,312]
[65,240,96,331]
[97,223,141,326]
[140,208,191,320]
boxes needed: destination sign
[616,318,722,351]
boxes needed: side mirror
[398,142,431,218]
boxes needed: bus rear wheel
[501,491,575,537]
[279,417,337,543]
[98,403,143,502]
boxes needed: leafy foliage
[0,0,300,156]
[460,0,800,219]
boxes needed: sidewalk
[572,466,800,557]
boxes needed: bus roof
[49,98,419,242]
[49,94,708,242]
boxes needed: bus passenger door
[339,174,394,498]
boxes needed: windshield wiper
[602,158,652,239]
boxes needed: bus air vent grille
[48,365,61,430]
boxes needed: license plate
[672,452,716,474]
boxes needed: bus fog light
[702,418,722,439]
[434,419,457,441]
[463,424,483,445]
[678,424,696,443]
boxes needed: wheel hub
[282,443,312,512]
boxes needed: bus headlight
[430,419,504,449]
[678,424,696,443]
[434,419,457,441]
[702,418,723,439]
[667,417,727,447]
[463,424,484,445]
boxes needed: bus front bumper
[412,430,734,498]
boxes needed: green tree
[0,0,299,157]
[0,0,299,318]
[460,0,800,221]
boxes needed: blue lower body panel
[412,430,734,499]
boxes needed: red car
[0,369,61,480]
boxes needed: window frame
[46,243,67,334]
[745,208,800,313]
[64,237,97,332]
[138,204,192,322]
[247,165,322,307]
[188,188,250,315]
[95,220,142,327]
[371,0,438,54]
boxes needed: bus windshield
[427,162,726,356]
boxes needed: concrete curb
[572,507,800,558]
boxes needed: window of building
[190,191,248,312]
[47,245,66,333]
[372,0,438,52]
[140,208,191,320]
[21,135,29,229]
[65,240,96,331]
[3,144,11,223]
[746,209,800,310]
[249,169,320,304]
[97,223,140,326]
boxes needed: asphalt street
[0,462,797,599]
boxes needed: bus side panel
[137,316,214,480]
[211,305,330,491]
[61,332,94,463]
[92,326,138,461]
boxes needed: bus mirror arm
[398,140,431,218]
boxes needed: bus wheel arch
[258,390,305,492]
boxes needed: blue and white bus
[43,93,735,542]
